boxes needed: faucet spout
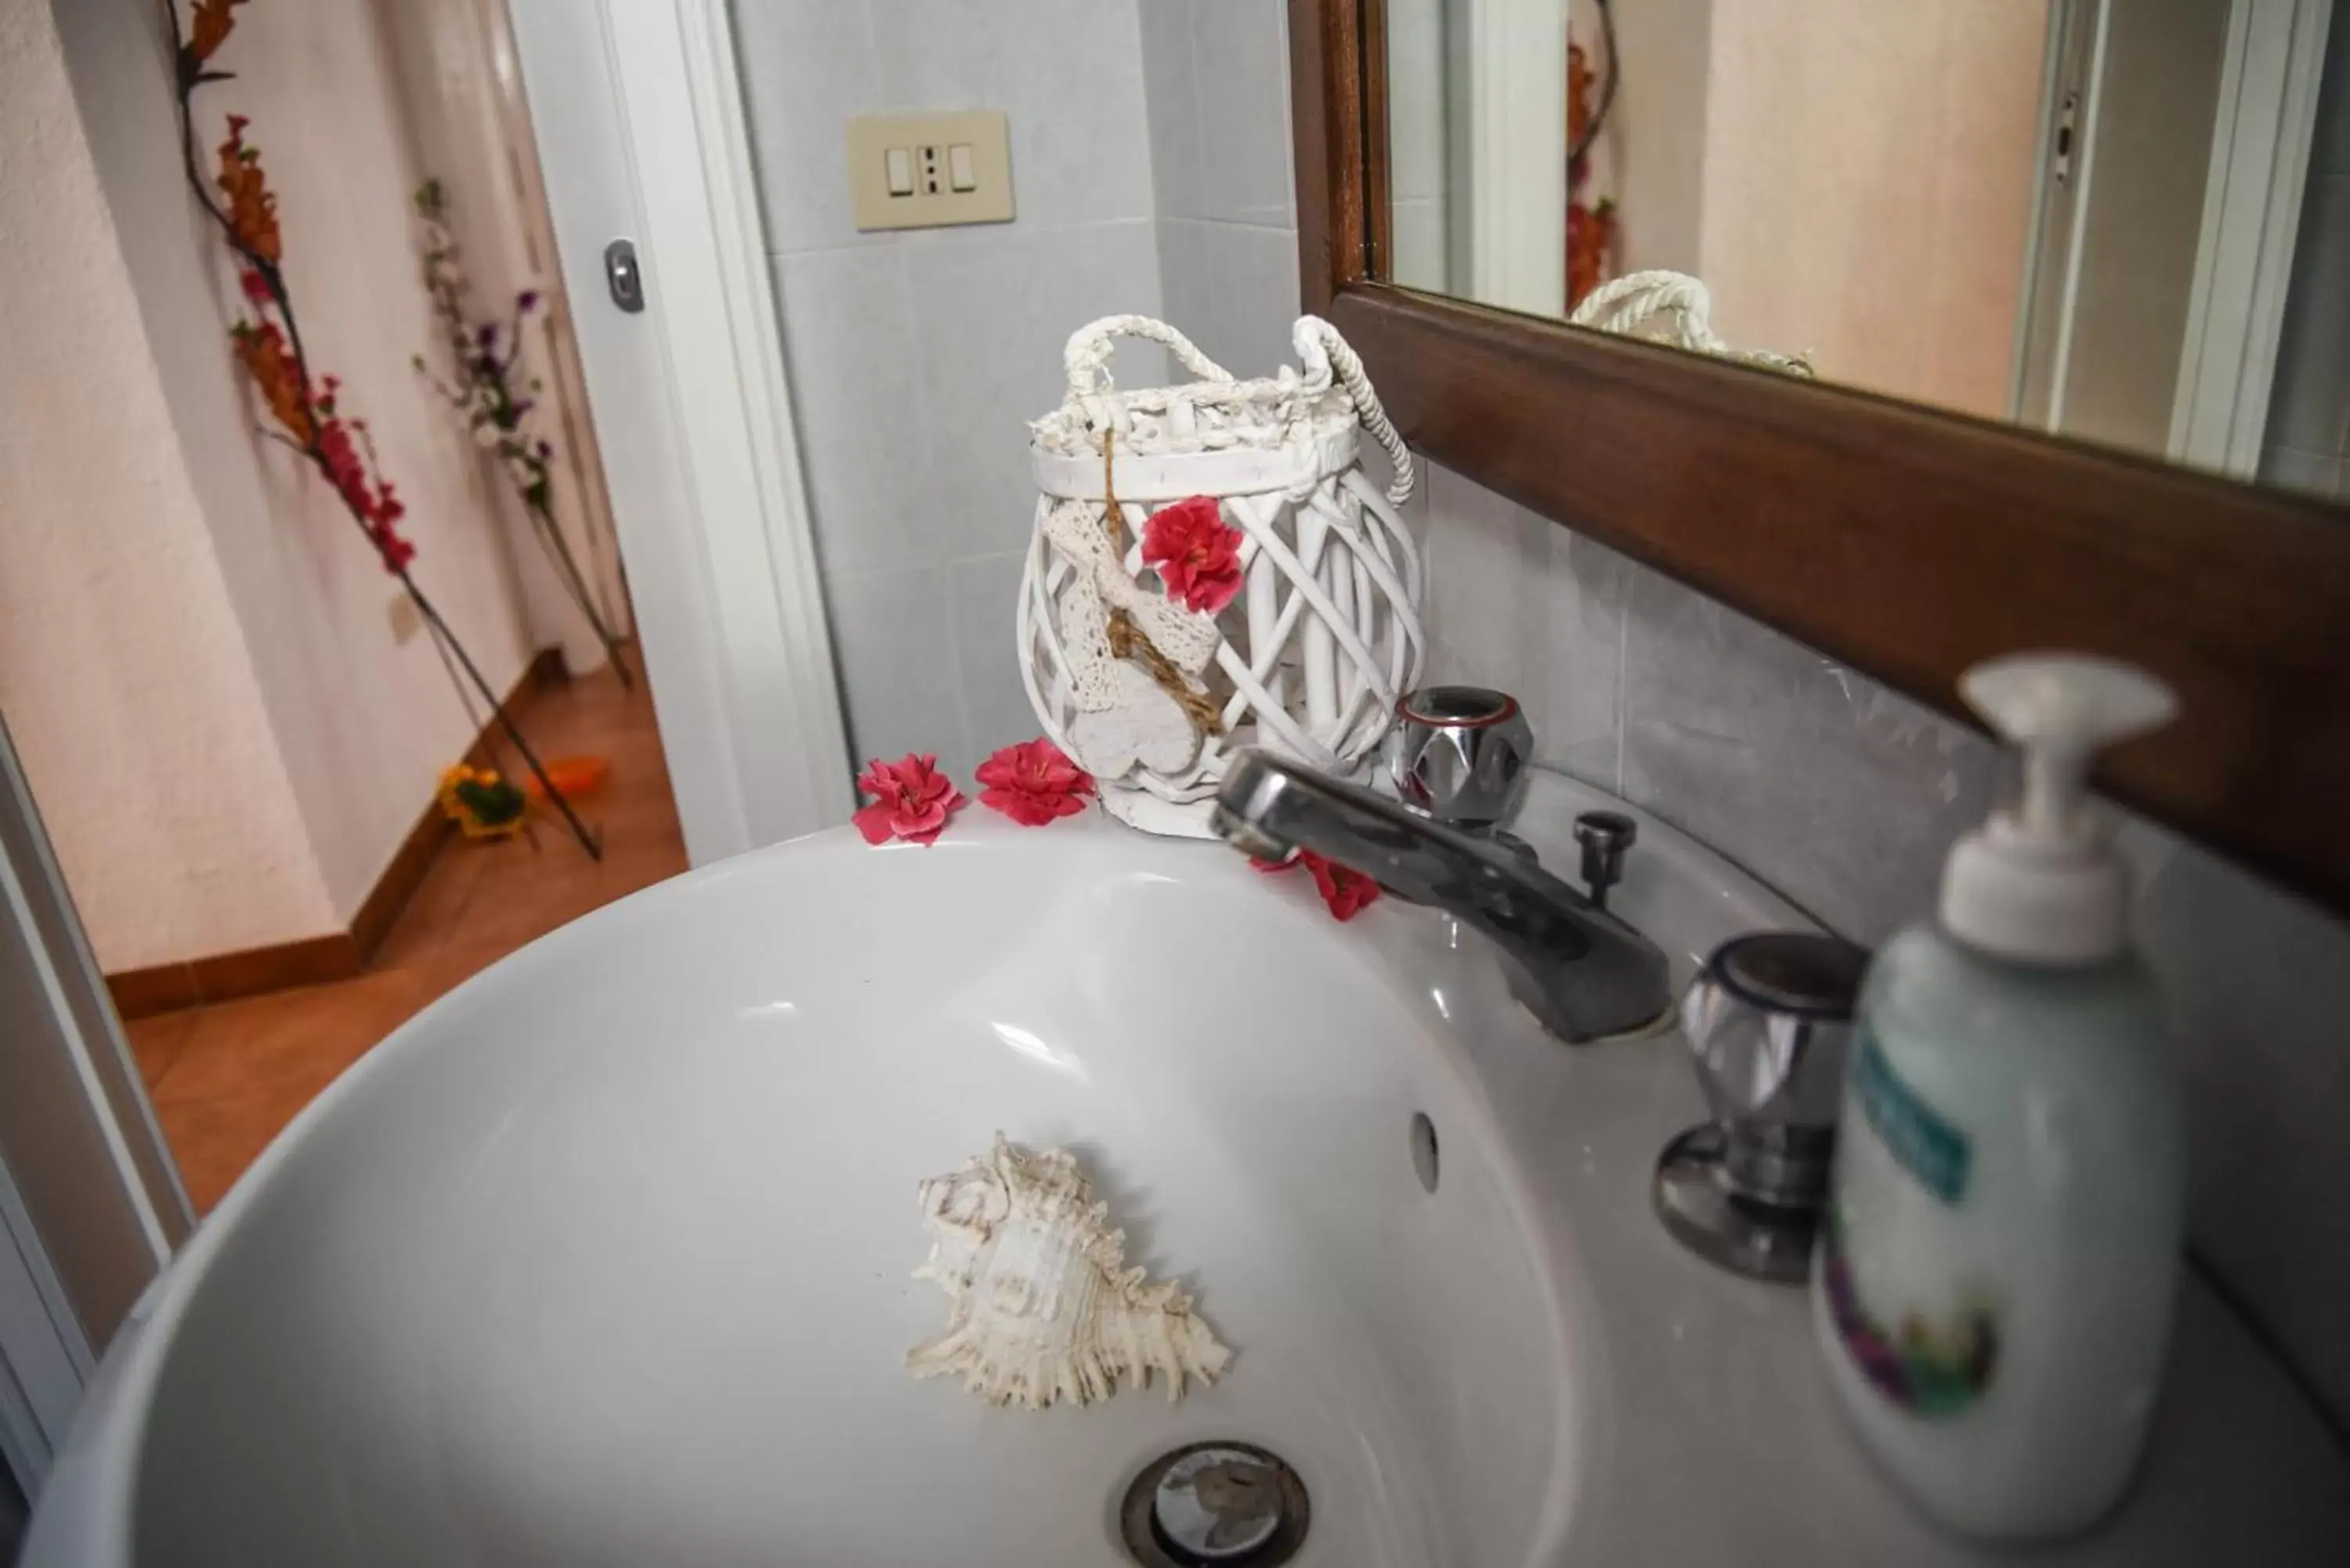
[1211,753,1673,1043]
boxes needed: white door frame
[507,0,852,863]
[2171,0,2335,475]
[1448,0,1568,317]
[2012,0,2330,471]
[0,718,188,1506]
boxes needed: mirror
[1381,0,2345,496]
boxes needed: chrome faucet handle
[1682,933,1867,1134]
[1386,686,1534,832]
[1656,931,1870,1283]
[1573,811,1635,908]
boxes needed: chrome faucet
[1210,751,1674,1043]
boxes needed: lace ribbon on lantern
[1042,430,1224,736]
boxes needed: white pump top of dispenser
[1938,653,2177,965]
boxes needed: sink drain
[1119,1441,1310,1567]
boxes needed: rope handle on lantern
[1567,269,1716,340]
[1292,316,1413,506]
[1064,315,1237,399]
[1058,313,1416,507]
[1568,270,1815,378]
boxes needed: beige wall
[1697,0,2048,417]
[1397,0,2040,412]
[52,0,543,927]
[0,0,337,969]
[378,0,623,677]
[7,0,544,966]
[1589,0,1714,277]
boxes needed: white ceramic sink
[26,774,2349,1566]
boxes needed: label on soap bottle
[1821,1026,2003,1420]
[1849,1029,1971,1204]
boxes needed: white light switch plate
[845,110,1013,231]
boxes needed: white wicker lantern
[1018,315,1424,837]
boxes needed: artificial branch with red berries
[169,0,598,859]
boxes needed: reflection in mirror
[1382,1,2348,495]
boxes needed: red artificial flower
[974,738,1094,826]
[216,115,281,263]
[371,528,416,573]
[197,49,416,583]
[306,407,417,574]
[189,0,248,64]
[1251,848,1382,922]
[853,753,965,847]
[316,415,363,492]
[230,318,312,441]
[369,482,414,573]
[1141,496,1246,615]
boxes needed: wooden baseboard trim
[107,649,569,1021]
[348,648,567,960]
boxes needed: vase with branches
[172,0,599,859]
[412,178,632,690]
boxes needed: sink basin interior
[128,826,1577,1567]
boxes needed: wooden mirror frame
[1290,0,2350,916]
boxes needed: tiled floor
[123,663,689,1212]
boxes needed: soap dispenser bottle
[1813,653,2183,1543]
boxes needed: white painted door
[505,0,852,864]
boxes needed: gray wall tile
[1421,458,1529,685]
[1138,0,1205,219]
[1525,529,1632,782]
[948,551,1044,771]
[868,0,1155,229]
[732,0,885,256]
[902,219,1168,561]
[1155,216,1216,353]
[1215,220,1304,367]
[1143,0,1302,384]
[1617,565,2005,943]
[1419,469,1629,790]
[825,565,973,770]
[1191,0,1296,227]
[770,248,936,576]
[1155,219,1300,373]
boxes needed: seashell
[907,1133,1231,1410]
